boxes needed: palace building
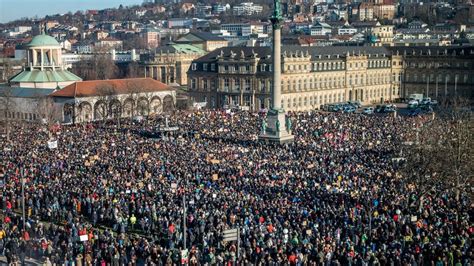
[390,46,474,100]
[187,46,403,111]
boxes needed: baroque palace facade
[187,46,403,111]
[390,46,474,100]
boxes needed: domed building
[9,32,81,89]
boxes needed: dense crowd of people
[0,110,472,265]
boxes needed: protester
[0,110,471,265]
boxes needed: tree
[71,48,119,80]
[125,81,143,117]
[400,97,473,212]
[126,62,141,78]
[0,55,15,82]
[0,87,16,142]
[435,98,473,202]
[95,84,122,127]
[35,96,62,138]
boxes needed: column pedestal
[259,108,294,144]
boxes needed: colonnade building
[141,44,206,86]
[187,46,403,111]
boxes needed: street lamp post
[183,185,186,251]
[21,168,26,232]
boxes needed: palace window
[224,78,230,90]
[245,78,251,91]
[235,79,240,90]
[192,63,197,71]
[211,64,215,71]
[203,63,208,71]
[262,80,268,92]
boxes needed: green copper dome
[27,34,60,47]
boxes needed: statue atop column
[270,0,283,29]
[257,0,294,144]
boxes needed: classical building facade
[141,44,206,86]
[187,46,403,111]
[390,46,474,99]
[51,78,176,123]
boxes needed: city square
[0,107,472,265]
[0,0,473,265]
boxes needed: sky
[0,0,144,23]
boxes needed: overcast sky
[0,0,143,23]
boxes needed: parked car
[421,97,432,105]
[343,105,356,113]
[363,107,374,114]
[375,105,396,113]
[347,101,361,108]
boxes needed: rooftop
[155,44,206,55]
[193,46,392,63]
[51,78,173,98]
[27,34,60,47]
[177,31,227,42]
[0,86,55,98]
[9,69,82,83]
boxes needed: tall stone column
[272,28,282,110]
[258,0,294,144]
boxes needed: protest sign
[48,140,58,149]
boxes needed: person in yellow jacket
[0,227,5,240]
[130,214,137,230]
